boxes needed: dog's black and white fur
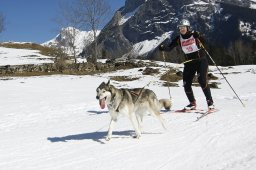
[96,80,171,140]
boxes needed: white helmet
[178,19,190,27]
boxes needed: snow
[251,4,256,9]
[194,0,209,5]
[0,46,54,66]
[251,0,256,9]
[239,21,252,36]
[42,27,100,56]
[119,6,141,25]
[130,31,173,56]
[1,47,256,170]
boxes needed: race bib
[180,35,200,54]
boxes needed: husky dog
[96,80,171,141]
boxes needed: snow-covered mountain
[251,0,256,9]
[82,0,256,61]
[42,27,100,56]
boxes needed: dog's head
[96,80,112,109]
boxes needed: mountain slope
[82,0,256,61]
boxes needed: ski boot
[207,100,215,110]
[184,101,197,110]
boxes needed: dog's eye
[102,90,106,93]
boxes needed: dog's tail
[159,98,172,111]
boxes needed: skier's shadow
[47,130,133,144]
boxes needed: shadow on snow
[87,110,108,115]
[47,130,134,144]
[47,130,162,144]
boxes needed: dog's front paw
[132,134,141,139]
[105,136,111,141]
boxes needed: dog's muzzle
[96,96,106,109]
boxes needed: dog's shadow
[160,109,171,113]
[87,110,108,115]
[47,130,134,144]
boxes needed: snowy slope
[1,48,256,170]
[0,46,54,66]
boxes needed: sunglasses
[178,26,187,30]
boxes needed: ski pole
[198,40,245,107]
[162,51,172,99]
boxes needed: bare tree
[228,39,255,65]
[55,0,110,64]
[75,0,111,63]
[55,1,84,63]
[0,12,5,34]
[62,27,79,63]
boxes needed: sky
[0,0,125,44]
[1,46,256,169]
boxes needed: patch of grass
[110,76,139,82]
[0,42,63,57]
[160,68,182,82]
[208,73,219,80]
[0,77,13,81]
[2,72,59,77]
[162,81,179,87]
[142,67,160,75]
[1,70,102,77]
[192,82,220,89]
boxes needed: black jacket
[163,31,206,60]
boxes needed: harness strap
[115,89,125,112]
[130,91,140,97]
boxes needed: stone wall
[0,60,150,76]
[0,62,101,75]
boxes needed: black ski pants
[183,58,213,103]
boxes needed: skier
[159,19,214,111]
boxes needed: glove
[159,45,165,51]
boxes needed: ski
[175,109,205,113]
[194,109,219,122]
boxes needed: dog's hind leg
[151,106,168,130]
[155,113,167,130]
[130,113,141,139]
[106,119,117,141]
[148,100,168,130]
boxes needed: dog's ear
[106,79,110,86]
[109,84,116,96]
